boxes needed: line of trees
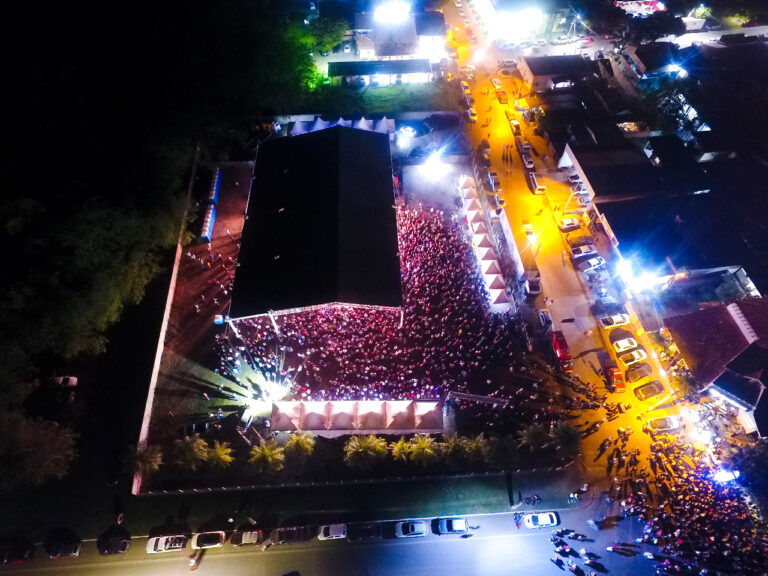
[0,0,336,489]
[136,424,581,481]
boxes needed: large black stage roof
[229,126,402,318]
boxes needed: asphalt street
[7,501,656,576]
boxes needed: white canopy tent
[375,116,396,134]
[310,117,329,132]
[289,121,308,136]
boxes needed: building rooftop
[328,59,431,77]
[665,299,768,386]
[228,126,402,318]
[414,12,446,36]
[522,55,592,78]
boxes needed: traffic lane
[6,513,649,576]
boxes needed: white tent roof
[489,288,509,304]
[310,117,329,132]
[354,116,373,130]
[463,198,482,212]
[476,247,497,261]
[472,221,488,235]
[334,117,351,127]
[467,210,484,224]
[485,274,506,290]
[375,116,396,133]
[475,234,494,248]
[289,121,307,136]
[481,259,502,274]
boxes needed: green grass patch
[305,83,462,116]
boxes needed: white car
[613,337,638,354]
[558,218,580,232]
[467,108,478,123]
[524,512,559,529]
[437,517,468,534]
[146,535,187,554]
[191,531,226,549]
[569,245,597,259]
[394,520,428,538]
[491,78,503,91]
[599,314,630,329]
[577,256,606,272]
[647,416,681,433]
[620,349,648,366]
[231,530,262,546]
[521,153,535,169]
[318,524,347,540]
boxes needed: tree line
[0,0,344,489]
[135,423,581,484]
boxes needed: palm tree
[173,435,210,471]
[463,433,489,464]
[408,434,440,468]
[343,435,387,470]
[517,423,549,451]
[130,444,163,476]
[550,424,581,458]
[486,434,519,470]
[249,439,285,476]
[440,433,470,468]
[284,432,316,458]
[390,436,411,462]
[207,441,234,469]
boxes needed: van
[524,269,542,298]
[567,235,594,248]
[551,331,573,373]
[527,172,546,195]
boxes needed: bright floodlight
[374,1,410,24]
[713,469,738,483]
[491,8,543,43]
[617,257,634,284]
[421,151,446,180]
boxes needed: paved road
[8,503,657,576]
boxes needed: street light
[373,1,410,24]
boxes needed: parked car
[49,376,78,388]
[488,171,501,192]
[46,531,81,560]
[96,528,131,555]
[567,173,581,184]
[576,193,591,207]
[634,380,665,401]
[620,349,648,366]
[538,308,553,331]
[268,527,314,546]
[496,89,509,104]
[569,245,597,259]
[467,108,477,123]
[318,524,347,541]
[231,530,262,547]
[625,362,652,383]
[558,218,580,232]
[191,531,226,549]
[602,358,625,392]
[577,256,606,272]
[394,520,428,538]
[599,314,630,328]
[521,153,535,169]
[524,512,558,529]
[0,538,34,565]
[567,234,593,248]
[647,416,681,433]
[146,535,187,554]
[347,524,382,542]
[613,337,638,354]
[437,517,469,534]
[490,78,503,91]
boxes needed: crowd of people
[641,445,768,574]
[224,207,524,402]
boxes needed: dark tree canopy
[0,0,320,487]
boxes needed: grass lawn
[0,473,510,541]
[306,83,462,116]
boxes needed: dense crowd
[223,207,523,401]
[642,447,768,574]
